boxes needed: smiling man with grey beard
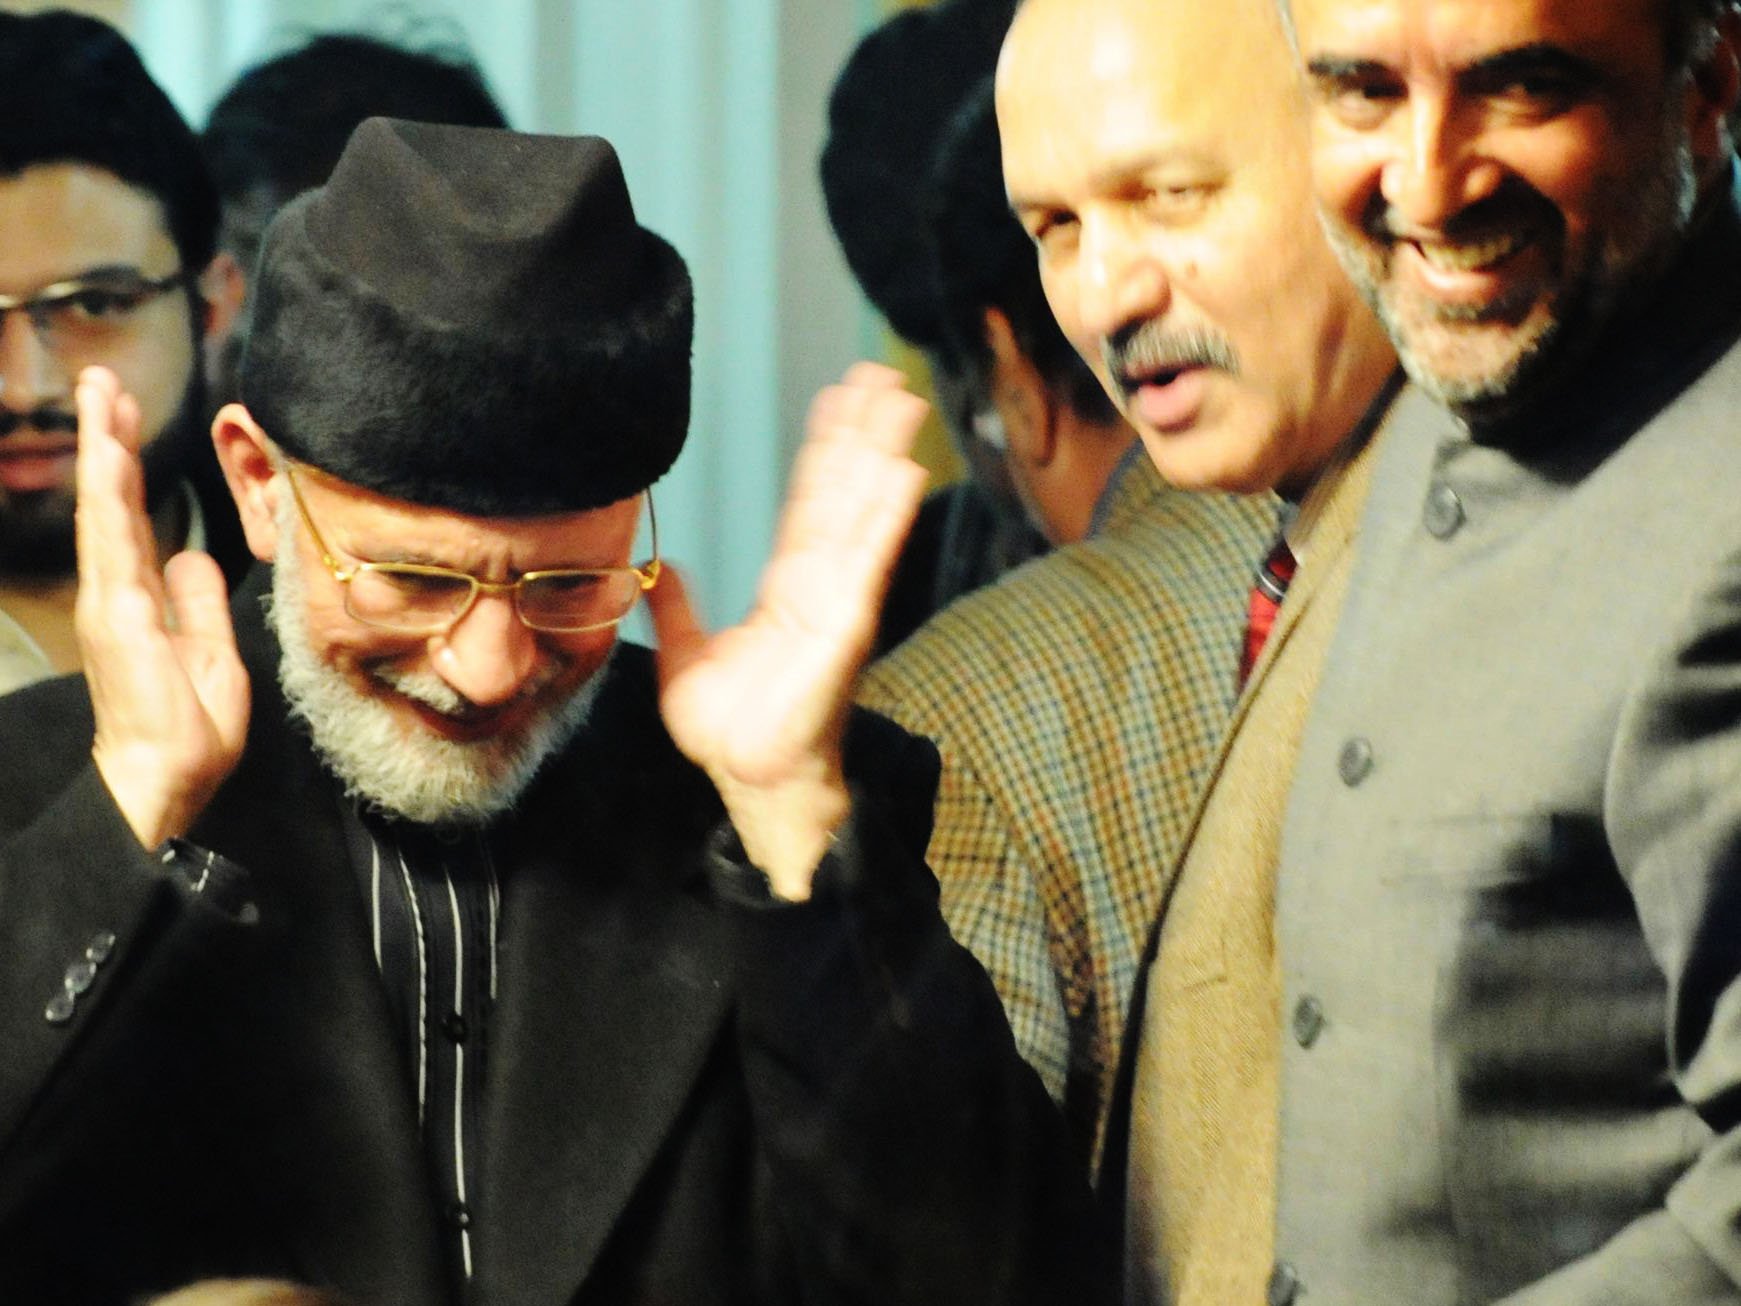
[0,117,1098,1305]
[1303,1,1704,421]
[1207,0,1741,1302]
[266,490,606,827]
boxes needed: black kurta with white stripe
[343,805,501,1295]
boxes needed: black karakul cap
[240,117,693,515]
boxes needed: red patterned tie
[1238,535,1297,689]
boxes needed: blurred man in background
[926,81,1138,547]
[823,0,1139,653]
[201,28,508,408]
[0,9,246,692]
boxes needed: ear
[196,252,247,363]
[211,403,280,563]
[982,307,1057,468]
[197,249,248,386]
[1687,7,1741,164]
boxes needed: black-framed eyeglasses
[0,270,188,352]
[282,462,661,635]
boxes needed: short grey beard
[264,508,604,828]
[1319,95,1697,420]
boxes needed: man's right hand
[75,366,250,848]
[649,362,928,899]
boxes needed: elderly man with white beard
[0,118,1098,1306]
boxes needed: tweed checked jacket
[858,453,1274,1159]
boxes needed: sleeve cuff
[156,838,259,923]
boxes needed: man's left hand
[648,363,928,900]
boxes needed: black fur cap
[240,117,692,515]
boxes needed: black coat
[0,572,1100,1305]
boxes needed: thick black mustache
[0,407,78,440]
[1102,320,1240,389]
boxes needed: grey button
[1338,737,1374,786]
[63,959,97,996]
[85,931,117,964]
[1424,483,1465,538]
[1268,1261,1302,1306]
[237,902,261,927]
[1292,995,1326,1048]
[44,992,75,1025]
[442,1011,469,1044]
[449,1201,473,1231]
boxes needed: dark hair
[929,80,1117,424]
[819,0,1018,348]
[1275,1,1734,70]
[1668,0,1738,65]
[202,31,507,219]
[0,10,219,275]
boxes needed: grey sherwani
[1269,176,1741,1303]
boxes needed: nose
[428,592,542,708]
[1075,207,1171,343]
[1378,96,1504,232]
[0,308,68,415]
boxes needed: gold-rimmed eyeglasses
[282,463,661,635]
[0,269,188,352]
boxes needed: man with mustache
[857,0,1398,1180]
[0,11,246,691]
[0,119,1096,1304]
[1195,0,1741,1301]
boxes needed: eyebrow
[1307,43,1600,94]
[1457,43,1601,96]
[1304,55,1391,83]
[54,264,157,285]
[341,533,620,576]
[1007,147,1216,213]
[325,532,509,578]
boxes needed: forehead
[1287,0,1672,66]
[298,467,642,568]
[0,162,178,294]
[997,0,1304,202]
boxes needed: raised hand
[648,363,928,899]
[75,366,251,848]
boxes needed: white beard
[265,515,604,828]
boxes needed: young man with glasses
[0,117,1098,1305]
[0,11,247,693]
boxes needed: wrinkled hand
[649,363,928,899]
[76,367,250,848]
